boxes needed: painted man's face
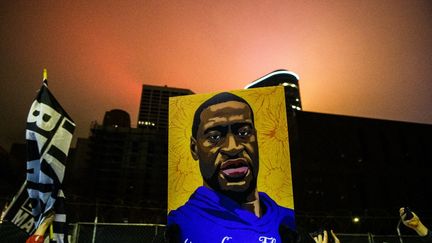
[191,100,259,193]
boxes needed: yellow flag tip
[43,69,48,81]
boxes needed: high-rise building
[137,85,193,129]
[245,69,302,112]
[289,111,432,234]
[103,109,131,128]
[69,109,169,223]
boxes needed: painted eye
[237,127,251,137]
[208,134,221,143]
[238,131,248,136]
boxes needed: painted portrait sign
[168,86,295,242]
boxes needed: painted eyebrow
[203,122,254,135]
[231,122,253,129]
[203,125,227,136]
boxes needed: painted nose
[220,133,243,156]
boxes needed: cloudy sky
[1,0,431,150]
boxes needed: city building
[289,111,432,234]
[69,84,194,223]
[245,69,302,112]
[69,109,168,223]
[137,85,194,129]
[103,109,131,128]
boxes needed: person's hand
[312,230,340,243]
[26,235,44,243]
[312,229,326,243]
[26,211,55,243]
[399,207,428,237]
[330,230,340,243]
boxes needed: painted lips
[220,159,249,179]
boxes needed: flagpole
[0,181,27,220]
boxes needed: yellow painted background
[168,86,294,212]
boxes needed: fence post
[368,232,374,243]
[70,223,80,243]
[91,216,98,243]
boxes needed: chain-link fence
[71,222,166,243]
[69,223,426,243]
[337,233,424,243]
[0,222,426,243]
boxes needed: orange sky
[0,1,431,149]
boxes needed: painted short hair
[191,92,254,139]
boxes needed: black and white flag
[26,79,75,243]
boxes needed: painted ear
[190,136,199,160]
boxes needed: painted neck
[241,190,261,217]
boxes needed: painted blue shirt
[168,186,296,243]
